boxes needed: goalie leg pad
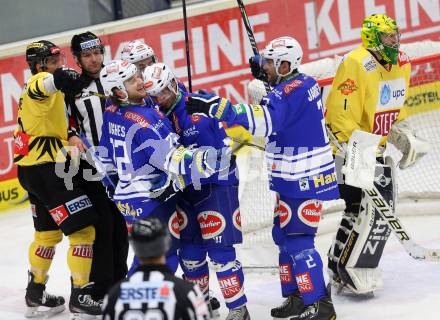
[180,242,210,300]
[336,163,395,293]
[284,235,327,305]
[209,246,247,309]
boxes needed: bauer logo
[278,200,292,228]
[298,200,322,228]
[218,274,241,299]
[232,208,242,231]
[197,211,226,239]
[49,205,69,225]
[296,272,314,294]
[279,264,292,284]
[65,195,92,215]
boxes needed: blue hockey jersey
[165,91,238,186]
[226,74,339,200]
[98,102,199,208]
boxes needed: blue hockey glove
[185,93,232,121]
[249,55,267,81]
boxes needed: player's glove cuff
[185,93,232,121]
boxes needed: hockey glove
[249,55,268,81]
[185,93,232,121]
[148,173,180,202]
[192,146,232,178]
[53,67,84,96]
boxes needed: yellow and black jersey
[14,72,68,166]
[325,46,411,147]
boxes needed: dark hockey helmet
[25,40,61,74]
[71,31,104,58]
[129,217,171,259]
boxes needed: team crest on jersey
[284,79,303,95]
[298,200,322,228]
[337,79,357,95]
[197,211,226,239]
[124,111,150,128]
[277,200,292,228]
[232,208,242,231]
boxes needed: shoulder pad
[124,110,150,128]
[398,51,410,66]
[283,79,303,95]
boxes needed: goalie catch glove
[249,54,268,82]
[388,121,430,169]
[185,92,232,121]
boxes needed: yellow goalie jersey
[325,46,411,146]
[14,72,68,166]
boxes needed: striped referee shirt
[102,264,209,320]
[66,74,106,146]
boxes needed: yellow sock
[28,230,63,283]
[67,225,95,287]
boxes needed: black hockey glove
[185,92,232,121]
[249,55,267,81]
[53,67,85,96]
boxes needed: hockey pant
[18,163,98,287]
[272,195,327,305]
[328,162,395,293]
[119,197,179,276]
[178,183,245,309]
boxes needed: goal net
[235,41,440,267]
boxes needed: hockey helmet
[129,217,171,259]
[361,14,400,64]
[100,59,138,102]
[25,40,62,74]
[121,40,156,64]
[262,36,303,77]
[71,31,104,58]
[142,63,178,97]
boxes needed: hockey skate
[293,296,336,320]
[69,281,102,320]
[208,296,221,318]
[271,291,304,319]
[225,305,251,320]
[25,271,66,318]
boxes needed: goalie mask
[361,14,400,65]
[100,60,138,102]
[142,63,179,105]
[262,36,303,80]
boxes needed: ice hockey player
[97,60,231,277]
[326,14,428,295]
[120,39,157,73]
[143,62,250,320]
[66,30,129,302]
[102,216,209,320]
[185,36,339,320]
[16,40,102,319]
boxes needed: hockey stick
[236,0,271,93]
[326,127,440,262]
[230,137,265,151]
[182,0,193,93]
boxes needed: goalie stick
[236,0,271,93]
[326,127,440,262]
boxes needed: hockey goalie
[325,13,430,295]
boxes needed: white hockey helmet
[100,59,138,102]
[142,63,178,97]
[262,36,303,77]
[120,40,156,64]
